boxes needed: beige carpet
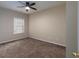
[0,37,66,58]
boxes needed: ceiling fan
[18,1,37,11]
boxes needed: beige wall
[78,1,79,52]
[66,1,77,57]
[29,4,66,46]
[0,7,28,43]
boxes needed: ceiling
[0,1,65,14]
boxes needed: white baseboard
[29,34,66,47]
[0,35,66,47]
[0,37,28,44]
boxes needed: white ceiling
[0,1,65,14]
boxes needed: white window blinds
[14,17,24,34]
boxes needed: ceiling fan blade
[30,7,37,10]
[30,3,35,6]
[26,2,29,6]
[17,6,25,8]
[18,1,26,6]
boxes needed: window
[14,17,24,34]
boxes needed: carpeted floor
[0,37,66,58]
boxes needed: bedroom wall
[29,4,66,46]
[66,1,77,57]
[0,7,28,43]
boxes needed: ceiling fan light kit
[25,6,30,11]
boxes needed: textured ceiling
[0,1,65,14]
